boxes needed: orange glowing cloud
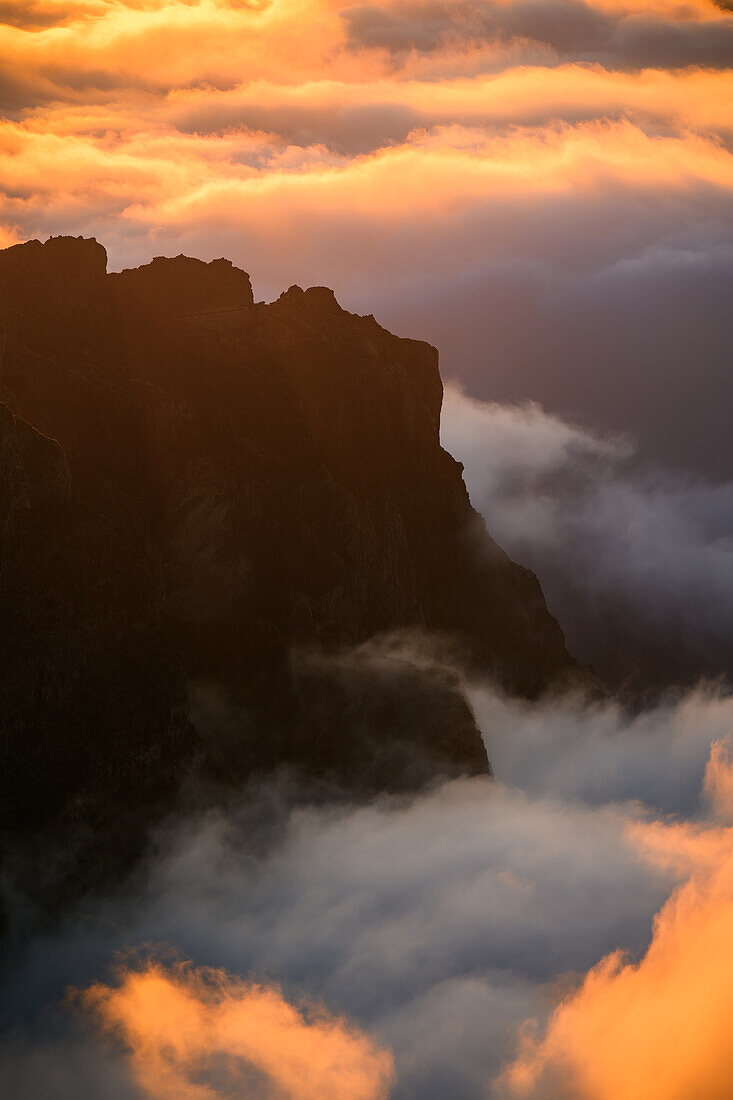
[83,963,394,1100]
[498,739,733,1100]
[703,738,733,822]
[161,65,733,137]
[2,0,732,270]
[3,0,732,108]
[3,115,730,241]
[0,0,353,93]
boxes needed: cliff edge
[0,236,578,837]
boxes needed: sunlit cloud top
[3,0,732,263]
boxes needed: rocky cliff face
[0,235,577,838]
[0,403,195,838]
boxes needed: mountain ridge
[0,235,580,888]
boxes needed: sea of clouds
[2,674,733,1099]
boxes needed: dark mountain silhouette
[0,236,579,896]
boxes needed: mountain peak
[0,235,580,878]
[0,235,107,305]
[277,284,342,313]
[109,251,254,317]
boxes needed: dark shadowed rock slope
[0,235,578,840]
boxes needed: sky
[3,3,733,1096]
[441,386,733,684]
[2,0,732,486]
[3,0,733,682]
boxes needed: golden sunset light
[1,0,732,1097]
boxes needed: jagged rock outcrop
[0,235,578,831]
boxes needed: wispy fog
[442,386,733,685]
[2,680,732,1099]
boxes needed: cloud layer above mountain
[3,0,732,473]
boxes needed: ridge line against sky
[2,0,733,482]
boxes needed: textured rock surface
[0,235,578,831]
[0,402,195,839]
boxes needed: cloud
[703,738,733,820]
[3,0,730,115]
[0,0,347,101]
[498,738,733,1100]
[381,228,733,481]
[3,72,732,484]
[1,1,732,1096]
[1,0,731,499]
[83,963,394,1100]
[341,0,733,72]
[4,683,733,1098]
[6,108,731,286]
[0,1,87,30]
[441,385,733,683]
[158,64,733,146]
[470,684,733,812]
